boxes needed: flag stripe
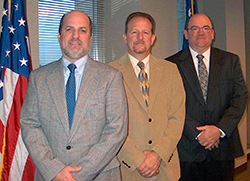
[9,133,29,181]
[1,69,21,180]
[21,155,35,181]
[3,68,19,126]
[9,74,30,181]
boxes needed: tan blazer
[109,54,185,181]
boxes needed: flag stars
[0,80,3,89]
[15,4,19,11]
[18,17,26,26]
[8,26,15,34]
[13,42,21,50]
[5,50,11,57]
[3,9,7,16]
[20,57,28,66]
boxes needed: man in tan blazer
[109,12,185,181]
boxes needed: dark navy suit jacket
[166,47,248,162]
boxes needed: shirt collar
[189,46,211,62]
[63,55,88,75]
[128,53,150,70]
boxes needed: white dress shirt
[128,53,150,81]
[189,46,210,78]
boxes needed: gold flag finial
[8,0,11,21]
[191,0,194,15]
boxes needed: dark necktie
[197,54,208,101]
[137,61,149,107]
[66,63,76,129]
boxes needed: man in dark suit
[166,13,248,181]
[20,10,127,181]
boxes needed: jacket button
[66,145,71,150]
[149,118,152,122]
[148,140,152,144]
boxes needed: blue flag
[182,0,198,49]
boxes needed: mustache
[197,33,205,37]
[69,38,82,44]
[134,40,145,45]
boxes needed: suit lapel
[178,48,206,106]
[206,48,224,104]
[118,54,148,112]
[46,59,70,136]
[148,56,163,113]
[69,58,100,138]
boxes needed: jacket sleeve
[216,55,248,137]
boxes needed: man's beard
[62,47,86,60]
[133,40,147,54]
[61,38,87,60]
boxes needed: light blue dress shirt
[63,55,88,100]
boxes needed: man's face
[123,16,155,60]
[58,10,92,62]
[184,14,214,53]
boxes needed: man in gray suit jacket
[166,14,248,181]
[20,10,127,181]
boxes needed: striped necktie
[66,63,76,129]
[137,61,149,107]
[197,54,208,101]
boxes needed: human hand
[53,166,82,181]
[209,139,220,150]
[136,150,161,178]
[196,125,220,150]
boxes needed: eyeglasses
[187,26,212,33]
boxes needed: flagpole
[8,0,11,21]
[191,0,194,15]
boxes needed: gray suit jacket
[20,57,128,180]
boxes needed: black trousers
[179,154,234,181]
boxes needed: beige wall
[225,0,247,167]
[27,0,39,69]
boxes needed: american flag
[182,0,198,49]
[0,0,35,180]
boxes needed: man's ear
[58,33,61,43]
[151,34,156,45]
[123,34,127,45]
[184,30,188,40]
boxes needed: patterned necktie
[66,63,76,129]
[197,54,208,101]
[137,61,149,107]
